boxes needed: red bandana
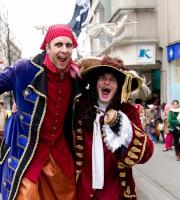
[40,24,78,50]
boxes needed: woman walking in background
[146,104,158,143]
[168,100,180,161]
[163,103,173,152]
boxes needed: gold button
[121,181,126,186]
[90,194,93,198]
[20,115,24,120]
[8,158,12,163]
[3,181,6,186]
[24,90,29,96]
[53,126,56,130]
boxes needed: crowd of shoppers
[135,98,180,161]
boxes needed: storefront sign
[167,42,180,62]
[136,45,155,64]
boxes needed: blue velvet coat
[0,52,78,200]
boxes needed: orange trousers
[16,155,76,200]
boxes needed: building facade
[157,0,180,103]
[79,0,180,103]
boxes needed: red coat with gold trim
[73,97,154,200]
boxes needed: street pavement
[1,143,179,200]
[134,143,180,200]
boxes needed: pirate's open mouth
[102,88,111,95]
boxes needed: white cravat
[92,100,108,189]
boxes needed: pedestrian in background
[146,104,158,143]
[156,102,166,143]
[162,103,173,151]
[168,100,180,161]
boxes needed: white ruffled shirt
[92,101,133,189]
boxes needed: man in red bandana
[0,24,80,200]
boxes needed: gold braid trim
[133,123,144,132]
[76,145,84,150]
[124,124,147,166]
[76,152,83,158]
[130,147,141,153]
[75,126,84,182]
[28,60,47,99]
[123,186,136,198]
[133,139,142,146]
[76,173,80,182]
[76,135,83,140]
[133,123,144,138]
[137,134,147,164]
[124,157,135,166]
[30,59,44,75]
[119,172,126,177]
[0,147,10,165]
[124,192,136,198]
[28,85,47,99]
[128,151,138,159]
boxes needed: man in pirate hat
[73,56,154,200]
[0,24,80,200]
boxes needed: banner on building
[68,0,92,37]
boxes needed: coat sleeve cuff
[113,122,154,167]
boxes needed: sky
[1,0,76,58]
